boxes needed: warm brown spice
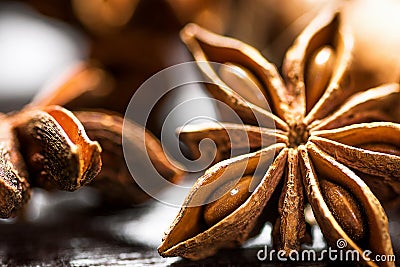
[30,64,184,205]
[0,118,30,218]
[74,111,183,205]
[0,105,102,217]
[158,6,399,266]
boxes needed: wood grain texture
[0,182,398,266]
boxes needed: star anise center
[288,122,309,148]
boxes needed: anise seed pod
[12,105,102,191]
[159,5,398,266]
[159,143,287,260]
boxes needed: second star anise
[158,6,399,266]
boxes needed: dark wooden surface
[0,2,399,266]
[0,186,398,267]
[0,190,328,267]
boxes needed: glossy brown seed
[306,45,335,111]
[204,175,252,226]
[319,179,365,240]
[219,63,269,109]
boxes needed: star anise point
[159,5,399,266]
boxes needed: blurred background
[0,0,399,266]
[1,0,400,111]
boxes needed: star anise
[158,7,399,266]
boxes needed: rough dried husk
[178,122,288,164]
[13,106,102,191]
[180,22,289,131]
[159,144,287,260]
[163,2,400,263]
[0,119,30,218]
[310,83,400,130]
[310,122,400,179]
[273,149,306,254]
[283,4,353,124]
[300,144,394,267]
